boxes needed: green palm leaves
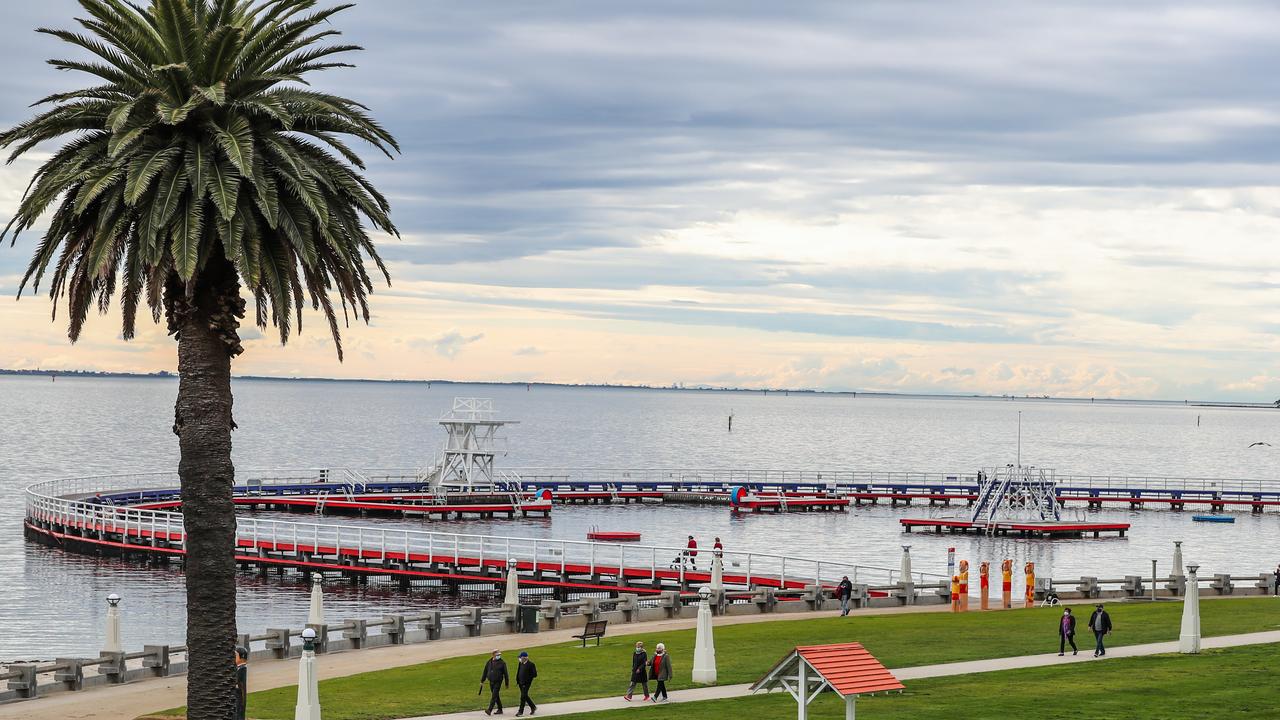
[1,0,399,359]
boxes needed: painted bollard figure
[959,560,970,611]
[1001,559,1013,609]
[1024,562,1036,607]
[1057,608,1078,656]
[481,649,510,715]
[1089,604,1113,657]
[979,562,990,610]
[624,641,650,702]
[515,651,537,716]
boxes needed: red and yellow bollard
[1001,559,1013,609]
[1024,561,1036,608]
[951,575,961,612]
[958,560,970,611]
[979,561,990,610]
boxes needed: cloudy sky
[3,1,1280,400]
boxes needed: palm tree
[1,1,398,715]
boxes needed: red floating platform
[587,531,643,542]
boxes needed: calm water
[2,375,1279,660]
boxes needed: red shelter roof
[752,641,904,699]
[797,642,904,696]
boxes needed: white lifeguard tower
[422,398,518,492]
[969,464,1060,528]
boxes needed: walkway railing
[24,475,945,588]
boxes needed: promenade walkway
[408,630,1280,719]
[1,606,946,720]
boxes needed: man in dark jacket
[515,651,537,716]
[481,649,509,715]
[836,576,854,616]
[1057,608,1078,656]
[1088,604,1113,657]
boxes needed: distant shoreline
[2,367,1274,409]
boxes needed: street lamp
[693,585,717,684]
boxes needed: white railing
[24,476,945,589]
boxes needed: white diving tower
[969,465,1060,528]
[423,398,518,492]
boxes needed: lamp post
[692,585,717,684]
[295,627,322,720]
[104,593,122,654]
[307,575,325,626]
[1179,564,1201,654]
[504,558,520,607]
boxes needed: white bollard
[1172,542,1184,578]
[900,545,912,582]
[504,559,520,606]
[104,594,122,654]
[308,576,325,626]
[295,628,322,720]
[710,555,724,593]
[1179,564,1201,654]
[692,586,717,684]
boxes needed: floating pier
[899,518,1130,538]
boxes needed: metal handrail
[24,476,946,588]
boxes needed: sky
[3,1,1280,400]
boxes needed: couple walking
[624,641,674,703]
[1057,604,1113,657]
[480,650,538,716]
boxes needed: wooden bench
[572,620,608,647]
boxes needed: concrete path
[0,604,951,720]
[406,630,1280,719]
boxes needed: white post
[1179,564,1201,654]
[1172,541,1184,578]
[308,576,325,626]
[797,660,807,720]
[104,594,122,654]
[692,586,717,684]
[295,628,322,720]
[504,559,520,606]
[900,545,912,581]
[711,555,724,593]
[845,695,856,720]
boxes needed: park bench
[572,619,609,647]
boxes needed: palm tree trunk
[169,252,244,720]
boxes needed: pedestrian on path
[649,642,673,702]
[1089,604,1113,657]
[480,649,509,715]
[624,641,649,702]
[836,575,854,616]
[1058,608,1078,656]
[1272,563,1279,595]
[515,651,537,717]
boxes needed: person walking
[649,642,673,702]
[713,537,724,558]
[624,641,649,702]
[480,649,509,715]
[1057,608,1078,656]
[686,536,699,569]
[515,651,537,716]
[1088,603,1113,657]
[1272,563,1279,596]
[836,575,854,616]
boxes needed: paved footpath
[0,604,952,720]
[407,630,1280,719]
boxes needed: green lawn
[553,643,1280,719]
[204,598,1277,719]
